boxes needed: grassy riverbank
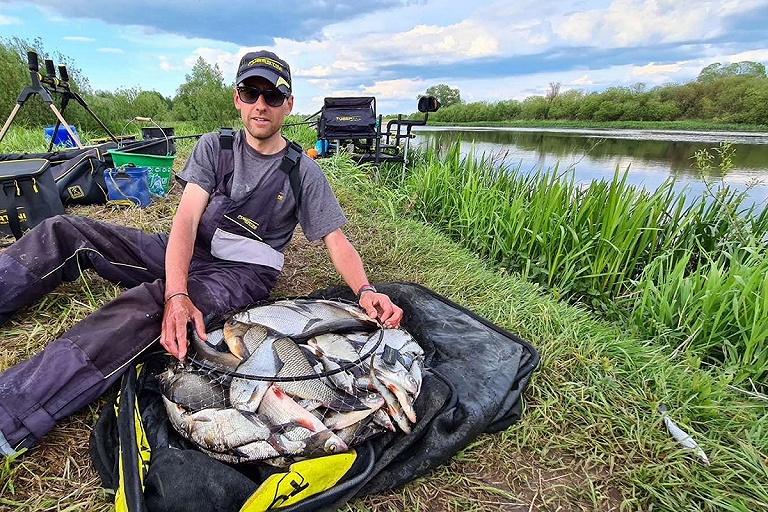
[428,119,768,132]
[1,126,767,510]
[383,143,768,387]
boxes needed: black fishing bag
[89,282,540,512]
[0,158,65,240]
[49,144,115,205]
[0,141,117,207]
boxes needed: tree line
[0,37,233,133]
[421,61,768,125]
[3,37,768,134]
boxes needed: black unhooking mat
[89,282,539,512]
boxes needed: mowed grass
[0,127,767,511]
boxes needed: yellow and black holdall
[89,282,540,512]
[0,158,64,240]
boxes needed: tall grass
[628,240,768,385]
[387,142,768,386]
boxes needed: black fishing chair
[314,95,440,169]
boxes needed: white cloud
[157,55,185,72]
[362,78,424,99]
[720,0,768,16]
[554,0,753,48]
[381,20,500,62]
[572,75,595,86]
[724,49,768,63]
[301,65,334,78]
[630,62,684,77]
[63,36,95,42]
[0,14,21,25]
[558,11,599,44]
[182,47,240,80]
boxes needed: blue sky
[1,0,767,115]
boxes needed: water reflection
[412,127,768,209]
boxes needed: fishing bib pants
[0,215,280,451]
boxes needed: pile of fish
[158,298,424,466]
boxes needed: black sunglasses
[236,86,288,107]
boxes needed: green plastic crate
[109,150,175,196]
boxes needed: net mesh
[159,298,424,466]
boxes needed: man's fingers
[365,305,379,320]
[378,302,403,329]
[193,311,207,340]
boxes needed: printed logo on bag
[335,115,362,122]
[68,185,85,199]
[0,209,27,225]
[268,471,310,509]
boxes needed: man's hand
[359,291,403,329]
[161,294,206,360]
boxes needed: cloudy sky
[1,0,767,115]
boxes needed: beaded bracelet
[164,292,190,305]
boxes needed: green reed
[628,242,768,385]
[402,144,685,305]
[395,142,768,385]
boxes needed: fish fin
[285,301,315,315]
[294,417,319,432]
[211,338,231,353]
[325,395,368,413]
[224,335,250,360]
[308,317,325,328]
[271,420,302,434]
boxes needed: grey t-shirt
[177,130,347,248]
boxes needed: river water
[411,127,768,209]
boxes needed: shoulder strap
[216,130,303,209]
[217,128,235,191]
[279,140,304,210]
[218,127,234,150]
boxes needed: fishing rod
[116,133,205,154]
[283,108,322,128]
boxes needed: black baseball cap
[236,50,291,94]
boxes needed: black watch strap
[356,284,377,298]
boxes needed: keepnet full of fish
[157,298,425,466]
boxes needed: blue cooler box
[44,125,80,147]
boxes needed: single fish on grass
[658,404,710,465]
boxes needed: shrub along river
[412,126,768,209]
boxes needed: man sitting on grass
[0,50,402,457]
